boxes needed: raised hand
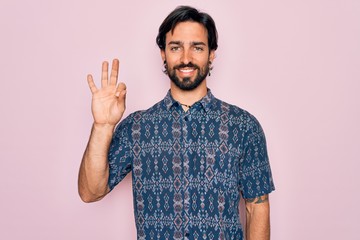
[87,59,126,126]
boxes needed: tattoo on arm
[245,195,269,204]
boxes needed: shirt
[108,89,275,240]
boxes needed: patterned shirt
[108,89,275,240]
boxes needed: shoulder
[116,99,165,129]
[213,97,262,130]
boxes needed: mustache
[174,62,200,70]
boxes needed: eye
[170,46,181,51]
[194,46,204,52]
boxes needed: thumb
[115,83,127,109]
[115,82,126,97]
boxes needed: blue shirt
[108,89,275,240]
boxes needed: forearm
[78,123,115,202]
[245,196,270,240]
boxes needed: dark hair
[156,6,218,51]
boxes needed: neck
[170,80,208,107]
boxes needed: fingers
[101,61,109,88]
[115,83,127,110]
[109,59,119,86]
[115,82,127,97]
[87,74,98,94]
[89,59,120,93]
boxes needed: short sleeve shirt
[108,89,275,240]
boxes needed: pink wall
[1,0,359,239]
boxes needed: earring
[208,61,213,76]
[163,60,168,75]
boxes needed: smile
[178,68,195,73]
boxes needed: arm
[245,194,271,240]
[78,59,127,203]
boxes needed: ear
[209,50,215,63]
[160,49,166,62]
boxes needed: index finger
[109,59,119,86]
[101,61,109,88]
[87,74,98,94]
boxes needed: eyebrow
[168,41,207,46]
[192,41,206,46]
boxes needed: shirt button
[184,116,188,121]
[184,231,190,237]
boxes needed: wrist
[92,122,116,132]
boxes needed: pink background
[1,0,359,239]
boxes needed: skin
[245,195,271,240]
[78,59,126,202]
[161,21,215,110]
[78,21,271,239]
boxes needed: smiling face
[161,21,215,91]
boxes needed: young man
[78,6,275,240]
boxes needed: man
[78,6,275,240]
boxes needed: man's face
[161,21,215,91]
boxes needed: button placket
[181,108,192,239]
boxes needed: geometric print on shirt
[108,89,275,240]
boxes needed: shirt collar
[163,88,215,113]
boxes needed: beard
[165,61,211,91]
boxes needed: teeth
[179,68,194,73]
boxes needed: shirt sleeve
[239,114,275,199]
[107,116,133,191]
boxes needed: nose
[181,47,192,64]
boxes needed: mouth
[172,62,199,78]
[179,68,195,73]
[177,67,197,79]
